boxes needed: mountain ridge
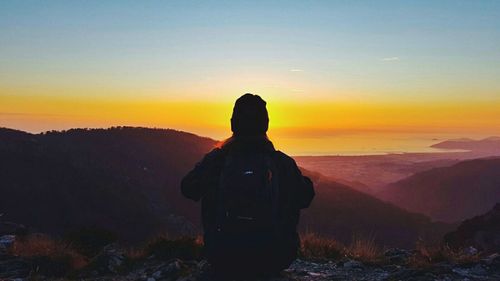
[0,127,451,247]
[379,158,500,223]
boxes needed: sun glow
[2,92,500,155]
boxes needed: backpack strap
[265,151,281,237]
[215,149,233,233]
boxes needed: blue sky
[1,1,500,154]
[2,0,500,101]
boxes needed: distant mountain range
[300,171,451,247]
[379,158,500,223]
[0,127,452,247]
[295,155,463,193]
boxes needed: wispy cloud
[289,69,304,72]
[381,57,400,61]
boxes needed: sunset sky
[1,1,500,154]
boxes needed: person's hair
[216,134,270,149]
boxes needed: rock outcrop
[444,203,500,253]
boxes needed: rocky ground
[287,257,500,281]
[1,243,500,281]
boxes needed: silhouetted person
[181,94,315,279]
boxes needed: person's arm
[181,148,223,202]
[291,160,315,209]
[299,175,315,208]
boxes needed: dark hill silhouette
[0,127,216,241]
[379,158,500,223]
[1,127,450,247]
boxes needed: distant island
[431,137,500,152]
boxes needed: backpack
[211,149,280,254]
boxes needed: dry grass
[124,247,147,260]
[12,234,61,257]
[300,232,346,260]
[300,233,385,263]
[347,235,383,262]
[120,234,204,271]
[11,234,88,275]
[409,239,480,268]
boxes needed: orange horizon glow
[2,93,500,155]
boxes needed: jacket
[181,136,314,269]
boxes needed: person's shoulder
[192,147,225,168]
[273,150,297,166]
[204,147,225,160]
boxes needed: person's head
[231,93,269,137]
